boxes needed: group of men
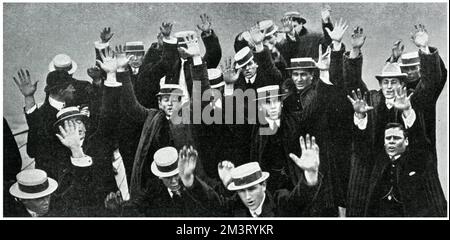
[4,6,447,218]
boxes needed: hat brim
[48,60,78,75]
[375,73,408,81]
[399,62,420,67]
[235,56,254,69]
[53,114,88,127]
[285,66,317,70]
[265,26,279,37]
[254,93,288,101]
[156,92,185,97]
[227,172,270,191]
[210,81,225,89]
[9,178,58,199]
[151,161,179,178]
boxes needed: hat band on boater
[125,45,145,52]
[209,75,224,86]
[236,53,253,67]
[401,58,420,66]
[54,63,73,70]
[233,170,263,187]
[18,180,49,194]
[156,161,178,173]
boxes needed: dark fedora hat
[44,70,75,93]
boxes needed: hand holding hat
[346,88,374,119]
[411,24,429,53]
[100,27,114,43]
[178,146,198,188]
[13,68,38,98]
[218,161,235,188]
[289,134,320,186]
[196,13,212,35]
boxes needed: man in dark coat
[105,146,222,217]
[364,121,446,217]
[213,134,322,217]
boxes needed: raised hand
[104,191,123,211]
[178,33,201,57]
[196,13,212,34]
[248,25,265,51]
[325,18,348,43]
[218,160,235,188]
[393,87,413,111]
[390,40,405,62]
[280,16,294,34]
[56,120,82,150]
[289,134,320,186]
[347,88,374,118]
[321,4,332,23]
[411,24,429,50]
[350,26,366,49]
[178,146,198,188]
[114,44,132,71]
[160,22,173,39]
[100,27,114,43]
[13,68,38,97]
[315,44,331,70]
[221,57,241,84]
[96,47,117,73]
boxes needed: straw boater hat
[53,106,89,127]
[48,54,78,75]
[10,169,58,199]
[375,62,408,81]
[284,11,307,24]
[151,147,179,178]
[234,47,254,69]
[285,58,317,70]
[208,68,225,89]
[227,162,270,191]
[255,85,288,101]
[125,41,145,55]
[157,82,185,97]
[399,52,420,67]
[258,20,278,37]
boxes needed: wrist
[355,112,366,119]
[182,174,194,188]
[332,41,342,51]
[419,46,430,54]
[254,43,264,53]
[304,170,319,186]
[402,107,412,117]
[70,146,85,158]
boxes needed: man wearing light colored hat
[105,146,222,217]
[9,169,58,217]
[216,133,322,217]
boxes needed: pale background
[2,2,448,199]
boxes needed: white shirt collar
[167,188,181,198]
[245,74,257,84]
[131,67,139,75]
[249,193,266,218]
[26,208,40,217]
[390,154,401,161]
[265,117,280,130]
[48,96,65,111]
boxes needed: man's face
[401,65,421,83]
[263,34,277,50]
[260,97,282,120]
[60,84,76,102]
[128,52,144,69]
[159,95,182,118]
[380,78,404,99]
[237,183,266,211]
[242,60,258,79]
[384,128,408,157]
[160,174,181,192]
[292,21,304,34]
[21,195,51,216]
[291,69,313,90]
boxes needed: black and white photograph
[1,0,448,220]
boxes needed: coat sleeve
[343,51,369,94]
[201,30,222,68]
[25,106,43,158]
[117,71,153,125]
[254,47,283,85]
[183,177,224,216]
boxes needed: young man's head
[125,41,145,69]
[384,122,409,158]
[45,70,76,102]
[151,147,182,192]
[157,84,184,118]
[287,58,317,90]
[227,162,270,212]
[375,63,407,100]
[9,169,58,217]
[54,107,89,141]
[284,11,307,34]
[234,47,258,80]
[257,85,285,121]
[399,52,421,83]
